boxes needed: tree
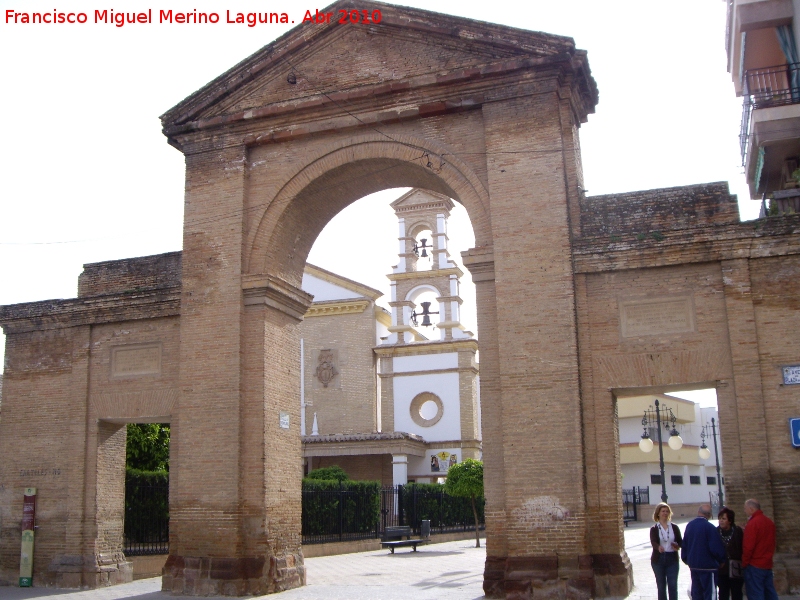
[444,459,484,547]
[306,465,349,482]
[126,424,170,472]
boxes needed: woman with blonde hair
[650,502,683,600]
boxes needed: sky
[0,0,752,391]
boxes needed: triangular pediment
[391,189,454,215]
[161,0,588,130]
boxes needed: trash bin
[421,519,430,540]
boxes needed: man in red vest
[742,499,778,600]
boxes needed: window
[690,475,701,485]
[707,476,716,485]
[671,475,684,485]
[650,474,662,484]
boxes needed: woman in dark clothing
[717,506,744,600]
[650,502,683,600]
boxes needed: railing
[394,484,485,536]
[621,486,650,523]
[301,485,381,545]
[123,479,485,550]
[302,484,485,545]
[124,476,169,556]
[709,491,722,520]
[740,62,800,165]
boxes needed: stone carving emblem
[315,350,338,388]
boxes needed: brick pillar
[163,146,312,595]
[243,279,311,593]
[475,93,594,599]
[574,274,633,597]
[720,258,800,593]
[720,259,773,511]
[164,146,248,594]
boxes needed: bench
[381,521,431,554]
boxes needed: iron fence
[392,485,485,536]
[123,479,486,549]
[622,486,649,523]
[302,484,484,545]
[301,485,381,544]
[124,476,169,556]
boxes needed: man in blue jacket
[681,504,727,600]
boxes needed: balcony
[739,62,800,197]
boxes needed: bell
[421,314,432,327]
[420,239,428,257]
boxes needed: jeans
[690,570,717,600]
[652,552,679,600]
[743,565,779,600]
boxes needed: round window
[409,392,444,427]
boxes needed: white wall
[393,352,458,372]
[393,372,461,441]
[622,463,723,507]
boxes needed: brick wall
[300,306,378,435]
[580,182,740,238]
[78,252,182,297]
[312,455,392,486]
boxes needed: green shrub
[306,465,349,482]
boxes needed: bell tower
[383,189,473,344]
[376,189,481,488]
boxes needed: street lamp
[700,417,724,506]
[639,399,683,502]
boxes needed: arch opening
[245,135,491,285]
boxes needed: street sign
[19,487,37,587]
[783,365,800,385]
[790,418,800,449]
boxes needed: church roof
[304,263,383,301]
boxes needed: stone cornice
[242,274,313,321]
[375,339,478,356]
[0,287,181,334]
[305,300,370,317]
[461,246,495,282]
[387,267,463,281]
[572,217,800,274]
[378,366,479,378]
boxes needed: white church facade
[300,189,482,486]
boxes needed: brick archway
[165,2,603,594]
[244,133,492,280]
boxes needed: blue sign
[791,418,800,449]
